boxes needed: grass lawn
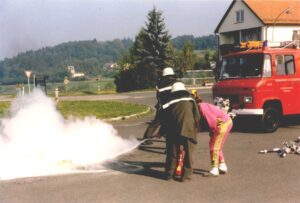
[0,102,10,117]
[57,100,149,119]
[0,100,150,119]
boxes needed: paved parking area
[0,89,299,202]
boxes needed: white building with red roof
[215,0,300,56]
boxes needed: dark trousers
[143,108,161,140]
[143,120,161,140]
[165,135,195,179]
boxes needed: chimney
[292,30,300,49]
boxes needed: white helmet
[171,82,186,92]
[162,67,175,76]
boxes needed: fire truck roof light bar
[240,40,300,50]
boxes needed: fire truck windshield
[220,53,264,80]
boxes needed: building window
[241,27,261,42]
[236,10,244,23]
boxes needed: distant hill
[172,34,217,50]
[0,39,133,85]
[0,35,217,85]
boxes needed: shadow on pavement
[138,145,166,154]
[193,168,209,175]
[281,115,300,127]
[232,117,263,133]
[232,115,300,133]
[137,138,166,143]
[104,161,166,180]
[149,139,166,143]
[105,161,209,180]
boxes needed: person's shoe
[219,163,227,174]
[173,175,187,182]
[183,175,191,181]
[145,140,153,145]
[163,173,173,181]
[209,167,219,176]
[140,140,153,145]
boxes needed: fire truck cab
[213,41,300,132]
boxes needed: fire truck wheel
[261,106,280,133]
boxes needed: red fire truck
[213,41,300,132]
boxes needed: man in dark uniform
[141,67,177,145]
[160,82,200,181]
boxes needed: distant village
[67,63,119,78]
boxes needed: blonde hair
[191,89,202,103]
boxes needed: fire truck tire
[261,106,280,133]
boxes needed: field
[0,101,10,117]
[0,70,215,96]
[0,79,151,120]
[0,100,149,120]
[57,100,149,119]
[0,78,116,96]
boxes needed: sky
[0,0,231,60]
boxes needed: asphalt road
[0,88,300,203]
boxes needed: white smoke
[0,89,140,180]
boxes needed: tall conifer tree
[135,7,172,68]
[133,7,172,89]
[115,7,172,91]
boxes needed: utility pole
[272,7,291,42]
[24,70,32,93]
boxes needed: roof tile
[244,0,300,24]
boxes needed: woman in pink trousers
[192,90,233,176]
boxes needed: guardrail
[181,77,215,86]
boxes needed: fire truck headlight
[244,96,253,103]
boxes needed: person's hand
[153,132,162,139]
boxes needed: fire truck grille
[220,95,239,104]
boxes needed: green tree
[0,39,133,85]
[115,7,172,91]
[181,41,196,73]
[172,34,217,50]
[203,49,218,69]
[136,7,172,69]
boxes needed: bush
[114,68,137,92]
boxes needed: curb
[103,107,152,122]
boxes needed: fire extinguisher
[174,145,185,179]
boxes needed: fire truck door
[275,55,299,114]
